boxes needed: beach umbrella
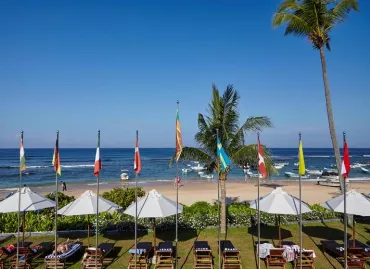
[0,187,56,242]
[124,189,183,248]
[321,189,370,247]
[57,190,119,245]
[250,187,311,246]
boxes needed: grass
[2,221,370,269]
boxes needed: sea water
[0,148,370,188]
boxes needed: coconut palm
[174,84,274,233]
[272,0,359,191]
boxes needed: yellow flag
[298,140,305,175]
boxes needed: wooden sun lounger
[266,248,286,269]
[44,240,82,269]
[321,240,365,269]
[294,251,315,269]
[128,242,153,269]
[0,242,33,269]
[193,241,213,269]
[218,240,242,269]
[82,243,115,269]
[155,242,174,269]
[348,240,370,261]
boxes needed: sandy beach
[2,179,370,205]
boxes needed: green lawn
[2,221,370,269]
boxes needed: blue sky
[1,0,369,148]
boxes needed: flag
[258,138,267,178]
[175,108,182,162]
[20,133,26,171]
[298,140,306,176]
[217,136,230,172]
[174,176,181,185]
[94,132,102,177]
[134,130,141,175]
[341,140,350,179]
[52,134,61,176]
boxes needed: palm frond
[240,116,273,133]
[276,0,301,13]
[331,0,359,23]
[231,144,277,175]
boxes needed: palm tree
[175,84,274,233]
[272,0,359,191]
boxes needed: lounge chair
[193,241,213,269]
[266,248,286,269]
[217,240,242,269]
[348,240,370,261]
[294,251,315,269]
[82,242,115,269]
[155,242,174,269]
[129,242,153,269]
[44,240,82,269]
[321,240,365,269]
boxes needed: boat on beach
[182,168,192,174]
[305,169,323,176]
[317,170,341,187]
[360,167,370,174]
[285,171,310,179]
[191,163,206,171]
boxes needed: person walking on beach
[61,181,67,191]
[243,166,249,183]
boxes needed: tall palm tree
[174,84,274,233]
[272,0,359,192]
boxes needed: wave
[27,165,49,169]
[61,164,94,168]
[363,155,370,157]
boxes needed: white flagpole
[216,128,221,269]
[135,130,139,269]
[95,130,100,269]
[343,132,347,269]
[175,101,179,269]
[16,131,24,269]
[257,133,261,269]
[299,133,302,269]
[54,130,59,269]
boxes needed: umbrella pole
[353,216,356,248]
[153,219,156,251]
[88,215,90,247]
[278,215,281,247]
[22,213,25,244]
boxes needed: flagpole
[135,130,138,269]
[343,132,347,269]
[175,101,179,269]
[216,128,221,269]
[16,131,24,269]
[257,133,261,269]
[299,133,303,269]
[96,130,100,269]
[55,130,59,269]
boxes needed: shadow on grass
[103,230,148,241]
[249,227,271,269]
[302,226,351,240]
[179,230,201,269]
[248,225,292,244]
[156,228,198,242]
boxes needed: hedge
[0,188,340,233]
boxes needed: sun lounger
[82,242,115,269]
[44,240,82,269]
[129,242,153,269]
[155,242,174,269]
[321,240,365,269]
[348,240,370,260]
[193,241,213,269]
[217,240,242,269]
[266,248,286,269]
[294,251,315,269]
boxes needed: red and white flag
[134,131,141,175]
[174,176,181,185]
[258,138,268,179]
[94,131,102,177]
[341,140,350,179]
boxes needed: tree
[272,0,359,191]
[175,84,274,233]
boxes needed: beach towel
[45,243,81,260]
[129,249,146,255]
[257,243,274,259]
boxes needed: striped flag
[52,133,61,176]
[175,108,182,162]
[258,137,267,178]
[20,132,26,171]
[217,135,230,173]
[134,130,141,175]
[341,139,350,179]
[298,139,306,176]
[94,131,102,177]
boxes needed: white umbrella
[124,189,183,247]
[250,187,311,245]
[321,189,370,247]
[0,187,56,242]
[57,190,119,245]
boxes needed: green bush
[101,187,145,209]
[45,191,75,208]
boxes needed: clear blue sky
[1,0,369,148]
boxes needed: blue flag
[217,136,230,172]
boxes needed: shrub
[101,187,145,209]
[45,192,75,208]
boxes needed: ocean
[0,148,370,188]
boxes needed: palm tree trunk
[319,47,343,192]
[220,179,227,234]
